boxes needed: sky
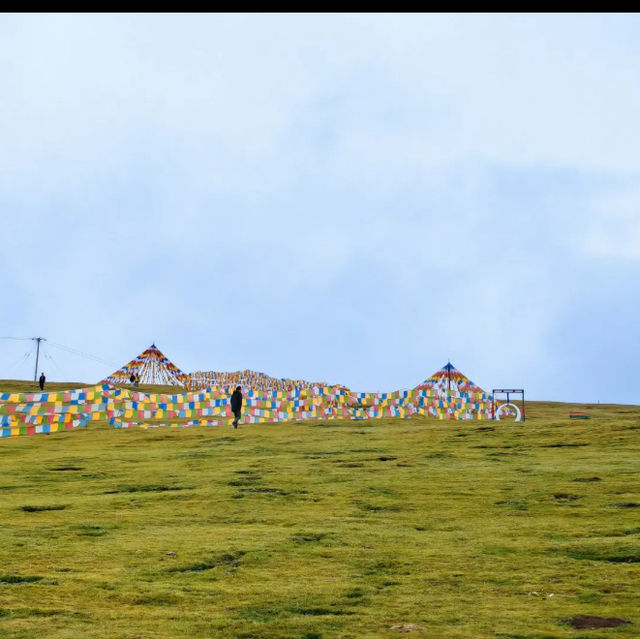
[1,13,639,403]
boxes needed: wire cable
[4,351,32,376]
[41,341,118,368]
[1,336,117,372]
[43,349,64,379]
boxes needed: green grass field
[0,382,638,638]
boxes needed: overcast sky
[1,13,639,403]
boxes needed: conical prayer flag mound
[103,344,187,387]
[415,362,486,395]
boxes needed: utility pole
[33,337,45,381]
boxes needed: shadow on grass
[563,542,640,563]
[540,442,589,448]
[289,531,345,547]
[494,500,528,511]
[68,523,117,537]
[176,451,212,459]
[227,474,262,486]
[0,575,43,584]
[0,607,86,619]
[553,493,581,502]
[168,550,245,574]
[129,592,181,606]
[233,487,301,499]
[104,484,191,494]
[353,500,402,513]
[236,601,354,624]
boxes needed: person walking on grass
[39,372,46,391]
[230,386,243,429]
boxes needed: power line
[43,350,64,379]
[0,336,46,380]
[46,341,118,367]
[0,337,118,371]
[5,351,31,376]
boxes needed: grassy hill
[0,379,181,394]
[0,381,638,638]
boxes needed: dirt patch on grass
[573,476,601,482]
[553,493,581,502]
[390,623,425,632]
[354,501,402,513]
[291,532,332,544]
[495,500,528,511]
[168,550,245,573]
[68,524,115,537]
[565,615,631,629]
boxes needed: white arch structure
[494,402,521,422]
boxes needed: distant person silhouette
[39,372,46,391]
[129,373,135,385]
[230,386,243,429]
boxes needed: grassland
[0,383,638,638]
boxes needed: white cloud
[2,14,640,401]
[580,186,640,259]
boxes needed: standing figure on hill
[134,373,140,387]
[129,372,135,385]
[230,386,243,429]
[39,372,46,391]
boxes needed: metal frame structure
[492,388,525,422]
